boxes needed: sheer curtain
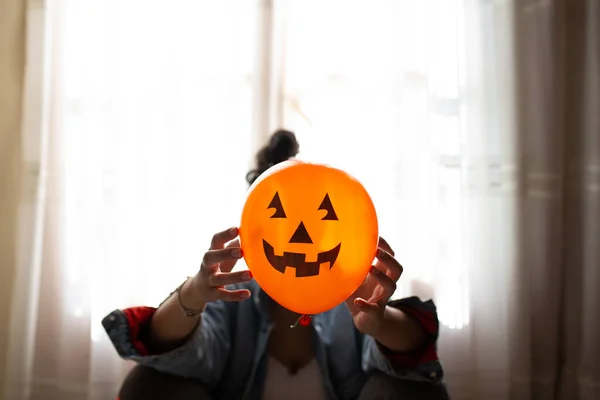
[5,1,258,399]
[277,0,518,397]
[3,0,599,399]
[275,0,599,399]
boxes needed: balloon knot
[290,314,312,328]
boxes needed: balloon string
[290,314,312,328]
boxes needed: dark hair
[246,129,299,186]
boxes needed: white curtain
[5,1,258,399]
[3,0,599,399]
[277,0,519,397]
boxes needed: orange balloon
[239,160,379,315]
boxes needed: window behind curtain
[281,0,469,329]
[55,0,257,341]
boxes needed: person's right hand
[187,227,253,305]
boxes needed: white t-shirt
[262,357,328,400]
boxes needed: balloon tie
[290,314,312,328]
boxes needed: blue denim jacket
[103,280,443,400]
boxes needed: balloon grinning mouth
[262,240,341,277]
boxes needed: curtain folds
[2,0,598,399]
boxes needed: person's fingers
[369,266,397,299]
[219,239,241,272]
[208,270,253,287]
[354,298,379,313]
[226,239,240,249]
[216,288,251,302]
[375,248,404,282]
[378,236,395,257]
[202,247,243,274]
[209,227,239,250]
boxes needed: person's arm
[147,227,250,352]
[103,227,252,382]
[360,297,443,383]
[368,305,427,352]
[147,269,249,353]
[104,296,237,384]
[144,278,205,352]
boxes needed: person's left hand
[345,237,403,335]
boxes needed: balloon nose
[289,221,313,244]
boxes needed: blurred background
[0,0,598,399]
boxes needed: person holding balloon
[104,130,449,400]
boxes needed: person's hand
[186,227,253,306]
[345,237,403,335]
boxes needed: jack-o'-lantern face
[262,191,341,277]
[240,161,378,315]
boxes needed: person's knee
[358,372,450,400]
[119,365,211,400]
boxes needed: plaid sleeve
[102,299,234,384]
[121,306,156,356]
[102,306,158,358]
[379,296,443,379]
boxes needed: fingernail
[229,227,238,235]
[370,266,378,274]
[247,270,253,279]
[241,291,251,299]
[231,248,241,257]
[242,271,252,280]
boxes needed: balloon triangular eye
[318,194,338,221]
[268,192,286,218]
